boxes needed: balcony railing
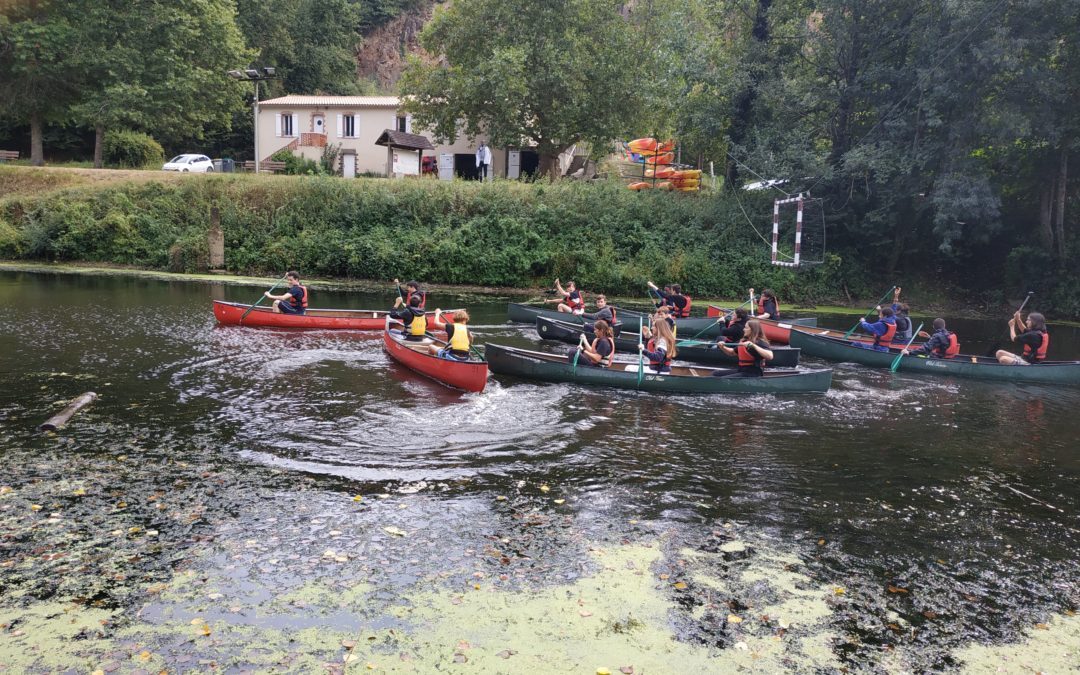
[299,132,327,148]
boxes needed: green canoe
[534,315,802,368]
[788,328,1080,385]
[486,343,832,394]
[507,302,726,338]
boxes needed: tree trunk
[539,153,559,182]
[94,125,104,169]
[1053,146,1067,261]
[30,111,44,166]
[1038,187,1054,250]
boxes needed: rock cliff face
[355,3,438,91]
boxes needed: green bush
[103,130,165,168]
[270,148,322,176]
[0,170,1008,310]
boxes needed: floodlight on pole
[227,66,279,173]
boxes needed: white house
[255,95,554,179]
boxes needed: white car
[163,154,214,172]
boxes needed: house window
[344,114,356,138]
[282,113,294,137]
[396,116,407,133]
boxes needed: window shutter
[291,114,298,137]
[405,114,413,134]
[352,114,359,138]
[275,113,282,138]
[336,114,343,138]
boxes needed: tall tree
[0,1,83,165]
[399,0,651,179]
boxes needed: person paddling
[428,309,472,360]
[392,289,427,341]
[639,315,678,373]
[891,287,913,342]
[391,279,426,318]
[716,308,749,346]
[902,318,960,359]
[264,270,307,315]
[716,319,774,377]
[548,278,585,315]
[852,306,896,352]
[995,311,1049,365]
[752,288,781,320]
[647,281,692,318]
[569,319,615,367]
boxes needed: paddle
[890,322,924,373]
[984,291,1034,357]
[240,274,288,323]
[572,333,585,373]
[637,316,645,386]
[843,286,898,339]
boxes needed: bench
[240,160,286,173]
[0,150,20,162]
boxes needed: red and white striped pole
[771,200,780,265]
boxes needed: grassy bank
[0,166,1064,318]
[0,166,863,303]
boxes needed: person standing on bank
[476,142,492,181]
[265,270,307,315]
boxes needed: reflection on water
[0,270,1078,669]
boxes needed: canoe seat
[623,364,661,374]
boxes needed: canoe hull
[383,328,488,393]
[509,303,726,338]
[214,300,457,331]
[486,344,831,394]
[535,316,801,368]
[705,306,818,344]
[788,329,1080,385]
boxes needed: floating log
[38,392,97,432]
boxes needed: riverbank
[0,261,1044,322]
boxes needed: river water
[1,270,1077,673]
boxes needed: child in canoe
[716,319,774,377]
[264,270,307,315]
[639,315,678,373]
[569,320,615,367]
[902,318,960,359]
[428,309,473,361]
[548,278,585,315]
[852,306,896,352]
[996,311,1049,365]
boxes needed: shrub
[270,148,321,176]
[103,130,165,168]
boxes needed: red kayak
[213,300,453,330]
[383,323,488,393]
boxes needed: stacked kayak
[486,344,831,394]
[214,300,455,330]
[535,316,801,368]
[788,329,1080,385]
[383,323,488,392]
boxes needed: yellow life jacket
[409,313,427,336]
[448,323,470,353]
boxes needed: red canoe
[383,324,488,393]
[705,305,819,344]
[213,300,453,330]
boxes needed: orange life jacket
[673,295,692,318]
[1022,330,1049,362]
[943,332,960,359]
[291,285,308,309]
[590,336,615,367]
[646,337,672,369]
[873,320,897,348]
[567,290,585,314]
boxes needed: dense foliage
[0,172,864,302]
[103,130,165,168]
